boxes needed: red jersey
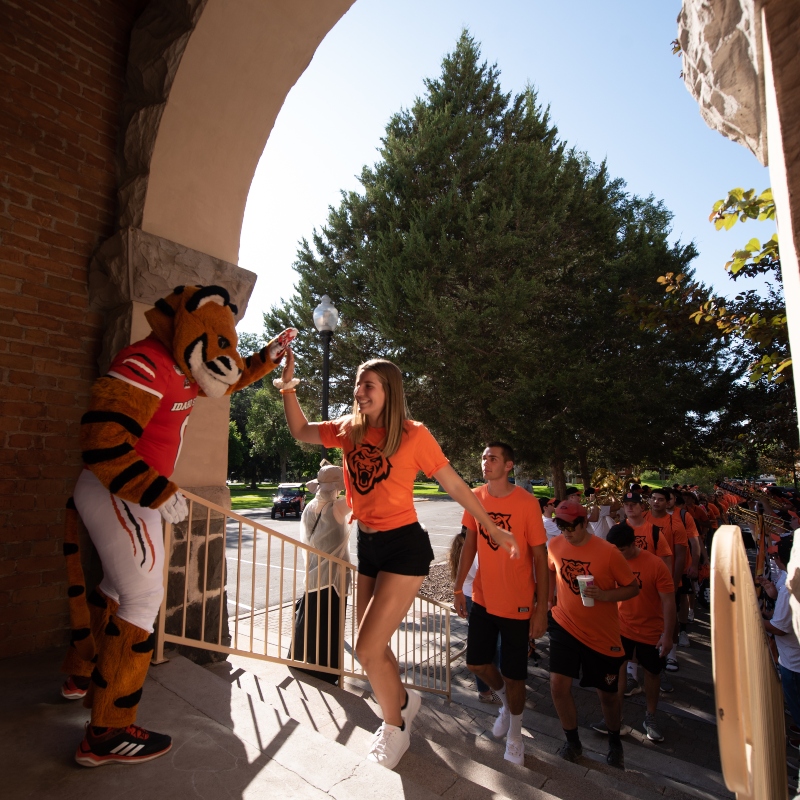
[548,535,635,656]
[318,418,449,530]
[107,336,198,477]
[618,549,675,645]
[462,485,547,619]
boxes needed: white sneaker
[366,723,410,770]
[678,631,691,647]
[401,688,422,731]
[504,736,525,765]
[687,609,695,623]
[492,705,511,738]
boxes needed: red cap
[554,501,586,523]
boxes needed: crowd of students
[447,472,789,770]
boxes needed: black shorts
[620,635,666,676]
[466,602,529,681]
[676,574,693,598]
[547,615,625,693]
[357,522,434,578]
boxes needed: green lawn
[227,478,671,511]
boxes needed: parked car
[530,478,547,486]
[271,483,306,519]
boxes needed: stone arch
[89,0,354,491]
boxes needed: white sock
[495,683,508,707]
[509,712,523,739]
[669,644,677,659]
[626,662,637,679]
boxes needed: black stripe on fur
[81,410,144,438]
[185,284,230,312]
[90,667,108,688]
[82,443,134,464]
[66,497,76,510]
[139,476,170,509]
[67,585,85,597]
[131,633,155,653]
[109,461,149,494]
[155,298,175,317]
[114,688,143,709]
[63,542,79,556]
[71,628,91,643]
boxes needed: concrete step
[201,653,731,800]
[147,654,446,800]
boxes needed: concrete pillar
[89,227,258,661]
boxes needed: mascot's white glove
[159,491,189,524]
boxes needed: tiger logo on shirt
[348,443,392,494]
[634,535,649,552]
[560,558,592,596]
[633,571,643,589]
[478,512,512,552]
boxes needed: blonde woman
[278,351,518,769]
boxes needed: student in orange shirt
[547,502,639,769]
[454,443,548,765]
[620,492,673,574]
[279,352,519,770]
[638,487,686,691]
[591,523,676,743]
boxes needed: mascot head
[145,285,245,398]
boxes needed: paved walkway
[448,605,723,773]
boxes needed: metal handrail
[153,490,452,698]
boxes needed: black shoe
[75,723,172,767]
[606,744,624,770]
[558,740,582,762]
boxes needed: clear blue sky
[238,0,773,332]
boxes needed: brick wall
[0,0,145,658]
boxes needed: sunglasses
[555,518,579,532]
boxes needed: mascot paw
[159,492,188,524]
[266,328,299,364]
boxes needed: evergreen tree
[265,32,739,486]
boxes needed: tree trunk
[280,454,287,483]
[577,445,591,494]
[550,454,566,500]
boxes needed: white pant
[73,469,165,632]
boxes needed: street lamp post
[313,295,339,457]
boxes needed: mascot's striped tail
[62,498,94,662]
[61,498,120,678]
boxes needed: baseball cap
[564,486,580,497]
[554,501,586,523]
[622,491,643,504]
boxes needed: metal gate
[152,490,452,698]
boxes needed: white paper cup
[575,574,595,607]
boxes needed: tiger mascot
[60,284,297,767]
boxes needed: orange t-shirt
[627,519,673,559]
[689,505,710,535]
[706,502,721,529]
[548,535,635,656]
[618,549,675,645]
[643,511,688,555]
[462,485,547,619]
[318,417,449,530]
[672,508,699,571]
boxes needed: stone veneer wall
[0,0,146,659]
